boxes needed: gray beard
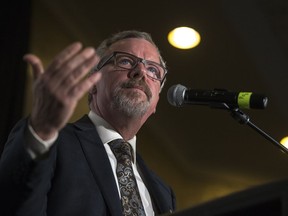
[112,88,150,118]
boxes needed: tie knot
[109,139,134,163]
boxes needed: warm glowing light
[280,136,288,148]
[168,27,201,49]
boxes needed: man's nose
[128,62,146,80]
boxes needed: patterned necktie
[109,139,146,216]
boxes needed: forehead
[107,38,160,61]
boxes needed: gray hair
[88,30,167,105]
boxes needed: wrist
[29,118,58,141]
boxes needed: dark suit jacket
[0,115,176,216]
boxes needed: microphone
[167,84,268,109]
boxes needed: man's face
[92,38,162,120]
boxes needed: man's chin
[113,97,150,117]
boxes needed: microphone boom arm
[228,106,288,154]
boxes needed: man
[0,30,176,215]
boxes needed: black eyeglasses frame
[94,51,167,85]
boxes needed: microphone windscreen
[167,84,186,107]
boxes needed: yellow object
[238,92,252,109]
[168,27,201,49]
[280,137,288,148]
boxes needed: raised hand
[24,42,101,140]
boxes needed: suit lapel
[73,115,122,216]
[137,154,174,215]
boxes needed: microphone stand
[219,103,288,154]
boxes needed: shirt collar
[88,111,137,160]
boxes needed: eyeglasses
[94,51,167,82]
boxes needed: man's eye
[117,57,134,67]
[147,66,160,77]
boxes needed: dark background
[1,0,288,211]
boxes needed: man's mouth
[122,81,152,100]
[129,85,145,92]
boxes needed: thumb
[23,54,44,80]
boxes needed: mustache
[121,79,152,100]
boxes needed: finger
[69,69,102,101]
[49,47,97,90]
[23,54,44,80]
[59,53,99,91]
[47,42,83,73]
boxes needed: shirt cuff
[25,124,58,159]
